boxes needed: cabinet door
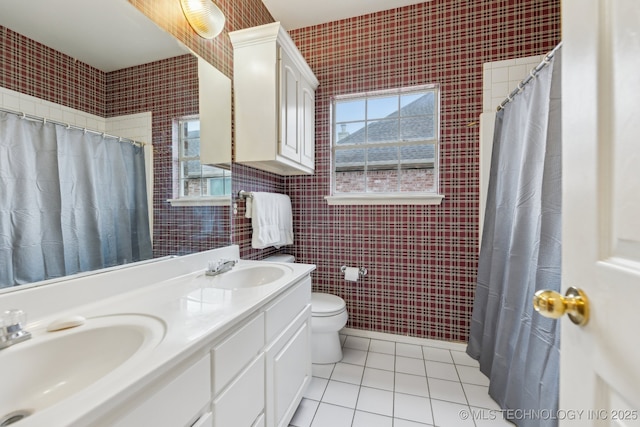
[279,47,300,163]
[198,57,231,165]
[266,307,312,427]
[299,78,315,170]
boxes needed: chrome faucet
[206,259,238,276]
[0,309,32,350]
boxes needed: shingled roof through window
[335,93,436,170]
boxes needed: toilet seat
[312,293,346,317]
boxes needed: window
[326,85,444,205]
[168,117,231,206]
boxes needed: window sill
[325,193,444,206]
[167,196,230,207]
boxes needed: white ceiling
[0,0,426,72]
[261,0,429,30]
[0,0,189,72]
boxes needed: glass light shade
[180,0,225,39]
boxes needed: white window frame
[168,116,231,207]
[325,85,444,206]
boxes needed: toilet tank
[263,254,295,263]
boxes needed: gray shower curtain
[0,113,152,288]
[467,49,562,427]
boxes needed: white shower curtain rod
[497,42,563,112]
[0,106,148,147]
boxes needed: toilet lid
[312,292,346,317]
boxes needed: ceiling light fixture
[180,0,226,39]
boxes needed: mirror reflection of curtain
[0,112,152,288]
[467,48,562,427]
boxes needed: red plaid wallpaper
[128,0,286,260]
[0,30,230,257]
[284,0,561,341]
[0,26,105,116]
[0,0,275,259]
[1,0,561,342]
[108,55,234,257]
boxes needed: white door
[562,0,640,424]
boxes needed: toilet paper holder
[340,265,367,277]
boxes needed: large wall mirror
[0,0,232,291]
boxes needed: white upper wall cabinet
[230,22,319,175]
[198,56,232,165]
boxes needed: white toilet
[264,254,348,364]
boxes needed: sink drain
[0,410,32,426]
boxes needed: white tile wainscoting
[290,330,513,427]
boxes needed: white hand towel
[245,197,253,219]
[249,192,293,249]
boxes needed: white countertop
[0,245,315,427]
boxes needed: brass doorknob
[533,286,590,326]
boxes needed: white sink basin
[205,264,292,290]
[0,314,165,423]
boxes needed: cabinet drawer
[110,354,211,427]
[213,354,265,427]
[212,312,264,394]
[265,277,311,343]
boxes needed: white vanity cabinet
[230,22,319,176]
[93,275,311,427]
[210,276,311,427]
[0,246,317,427]
[265,278,312,427]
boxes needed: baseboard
[340,327,467,352]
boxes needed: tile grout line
[304,335,497,427]
[452,354,479,427]
[391,344,396,423]
[350,342,368,427]
[311,362,334,427]
[422,346,437,427]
